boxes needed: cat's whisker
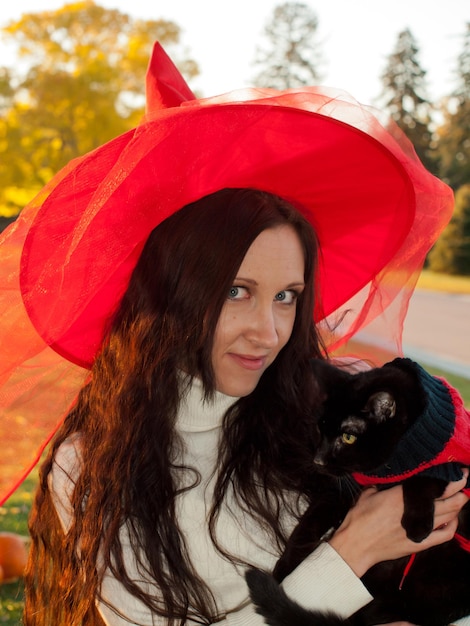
[335,475,361,501]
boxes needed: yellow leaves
[0,187,42,217]
[57,1,95,13]
[0,2,200,221]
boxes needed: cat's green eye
[342,433,357,445]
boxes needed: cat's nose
[313,454,326,466]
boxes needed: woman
[0,43,465,624]
[24,189,467,625]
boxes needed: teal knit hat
[353,358,470,488]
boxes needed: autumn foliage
[0,0,199,220]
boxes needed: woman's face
[212,225,305,397]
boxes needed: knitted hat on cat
[353,358,470,494]
[0,43,454,504]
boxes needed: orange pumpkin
[0,532,28,582]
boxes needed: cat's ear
[364,391,396,422]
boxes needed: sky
[0,0,469,106]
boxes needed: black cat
[246,357,470,626]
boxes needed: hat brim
[20,102,415,368]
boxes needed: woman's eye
[228,286,249,300]
[341,433,357,445]
[274,290,297,304]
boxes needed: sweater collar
[177,376,239,433]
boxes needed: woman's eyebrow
[233,276,258,285]
[233,277,305,289]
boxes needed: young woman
[24,189,467,625]
[0,44,466,625]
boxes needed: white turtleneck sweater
[50,378,372,625]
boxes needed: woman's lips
[229,353,267,371]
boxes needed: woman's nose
[246,304,278,348]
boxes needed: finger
[434,494,468,531]
[438,470,469,500]
[435,514,459,531]
[435,489,468,516]
[414,517,459,551]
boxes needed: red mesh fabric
[0,197,88,504]
[0,43,453,504]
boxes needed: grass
[0,473,35,625]
[425,367,470,402]
[1,270,469,623]
[417,270,470,294]
[0,583,24,625]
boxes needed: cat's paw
[401,511,434,542]
[402,476,448,542]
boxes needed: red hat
[0,43,453,502]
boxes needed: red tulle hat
[0,42,453,503]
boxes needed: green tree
[455,22,470,101]
[428,184,470,275]
[434,22,470,191]
[377,28,435,173]
[252,2,323,89]
[0,0,198,221]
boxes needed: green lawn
[426,366,470,402]
[0,579,24,624]
[0,473,35,625]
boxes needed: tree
[252,2,323,89]
[428,184,470,275]
[0,0,199,221]
[434,22,470,191]
[377,28,435,172]
[454,22,470,102]
[0,66,13,113]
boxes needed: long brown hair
[24,188,325,625]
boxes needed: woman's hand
[328,471,468,577]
